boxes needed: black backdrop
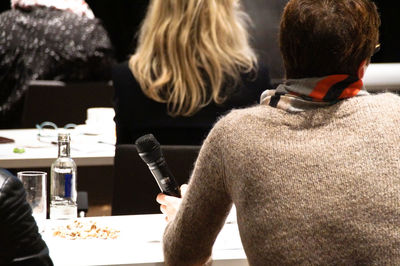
[85,0,149,62]
[1,0,399,78]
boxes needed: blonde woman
[113,0,272,145]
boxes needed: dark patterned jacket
[0,7,115,128]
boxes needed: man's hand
[156,184,188,222]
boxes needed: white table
[364,63,400,92]
[42,214,247,266]
[0,129,115,168]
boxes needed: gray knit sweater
[163,93,400,265]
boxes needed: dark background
[1,0,399,79]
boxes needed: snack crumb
[52,220,120,240]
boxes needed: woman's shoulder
[112,61,134,80]
[224,63,272,107]
[240,62,272,88]
[112,61,141,94]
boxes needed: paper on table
[0,139,54,157]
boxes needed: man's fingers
[180,184,188,196]
[158,194,181,205]
[160,204,167,214]
[156,193,166,204]
[156,193,183,223]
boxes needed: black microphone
[135,134,181,197]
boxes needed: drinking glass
[17,171,47,232]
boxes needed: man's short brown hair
[280,0,380,79]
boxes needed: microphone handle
[148,160,181,197]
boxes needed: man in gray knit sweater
[157,0,400,265]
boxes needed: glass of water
[17,171,47,232]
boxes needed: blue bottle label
[64,174,72,197]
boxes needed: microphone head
[135,134,160,153]
[135,134,162,164]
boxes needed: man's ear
[357,60,368,79]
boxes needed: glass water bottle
[50,132,77,219]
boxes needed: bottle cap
[58,132,71,142]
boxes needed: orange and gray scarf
[260,75,369,112]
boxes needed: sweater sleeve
[162,120,233,265]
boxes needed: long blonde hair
[129,0,257,116]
